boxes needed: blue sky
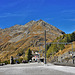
[0,0,75,33]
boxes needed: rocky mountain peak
[38,19,44,22]
[0,19,65,62]
[24,20,36,27]
[36,19,45,23]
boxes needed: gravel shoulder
[0,63,75,75]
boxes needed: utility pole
[72,42,74,64]
[44,30,46,64]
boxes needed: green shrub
[2,60,10,64]
[14,58,23,63]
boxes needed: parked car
[22,60,28,63]
[29,60,32,62]
[16,61,20,64]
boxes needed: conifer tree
[25,48,32,61]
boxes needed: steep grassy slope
[46,32,75,62]
[55,41,75,57]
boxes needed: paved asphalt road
[0,63,75,75]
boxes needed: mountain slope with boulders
[0,19,65,62]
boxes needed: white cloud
[0,16,7,18]
[45,18,53,20]
[0,13,27,18]
[61,10,75,13]
[64,18,75,21]
[1,0,24,8]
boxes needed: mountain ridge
[0,19,65,62]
